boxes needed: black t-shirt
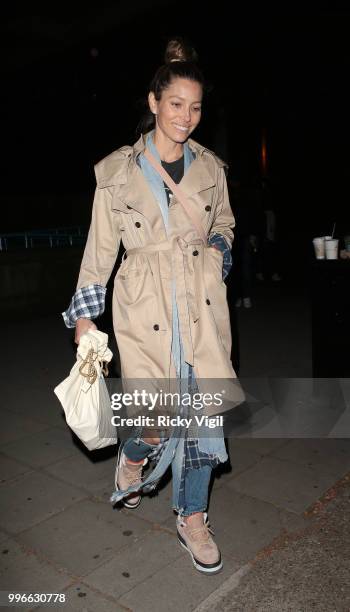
[161,155,184,205]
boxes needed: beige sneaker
[115,449,147,509]
[177,513,222,574]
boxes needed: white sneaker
[243,297,252,308]
[115,449,148,509]
[177,513,222,574]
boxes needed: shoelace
[124,464,144,486]
[184,522,215,547]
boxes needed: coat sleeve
[208,165,235,279]
[209,165,235,248]
[76,182,121,290]
[62,178,121,328]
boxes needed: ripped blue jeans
[123,435,212,516]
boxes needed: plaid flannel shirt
[62,284,106,328]
[208,232,232,280]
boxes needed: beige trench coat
[76,131,244,407]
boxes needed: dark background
[2,1,350,268]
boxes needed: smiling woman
[62,36,241,576]
[148,79,202,154]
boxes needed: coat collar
[131,131,219,196]
[132,130,208,159]
[111,131,223,220]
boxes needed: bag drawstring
[79,348,109,385]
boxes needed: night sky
[2,2,350,249]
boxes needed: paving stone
[230,407,288,438]
[159,501,268,563]
[214,446,261,486]
[207,486,307,563]
[0,471,86,533]
[210,440,291,492]
[0,303,342,610]
[0,453,33,483]
[32,583,125,611]
[162,494,296,562]
[84,529,183,599]
[199,477,350,612]
[0,537,71,593]
[0,409,50,446]
[18,500,150,576]
[1,381,67,430]
[227,455,342,513]
[1,427,80,469]
[2,316,74,384]
[0,530,10,544]
[270,379,350,438]
[227,437,291,457]
[122,472,173,524]
[277,508,309,533]
[118,551,240,612]
[237,293,312,378]
[270,438,350,479]
[329,407,350,437]
[45,452,116,495]
[160,513,178,535]
[339,377,350,403]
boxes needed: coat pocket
[114,263,164,337]
[114,265,148,305]
[203,247,231,355]
[206,246,224,280]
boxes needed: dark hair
[137,37,205,135]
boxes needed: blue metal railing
[0,227,87,251]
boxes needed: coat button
[206,298,211,305]
[205,205,211,212]
[126,205,132,209]
[193,250,199,256]
[135,221,141,228]
[153,324,159,331]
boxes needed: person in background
[229,177,265,308]
[255,177,282,283]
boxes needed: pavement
[0,280,349,611]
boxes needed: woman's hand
[75,318,97,345]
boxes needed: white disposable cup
[325,239,339,259]
[313,237,325,259]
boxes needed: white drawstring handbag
[54,330,117,450]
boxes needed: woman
[63,38,242,574]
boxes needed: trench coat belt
[126,237,206,365]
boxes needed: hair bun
[164,37,198,64]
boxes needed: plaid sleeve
[62,284,106,328]
[185,439,220,469]
[208,232,233,280]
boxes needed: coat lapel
[111,134,165,232]
[112,132,216,219]
[115,161,162,221]
[179,156,216,196]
